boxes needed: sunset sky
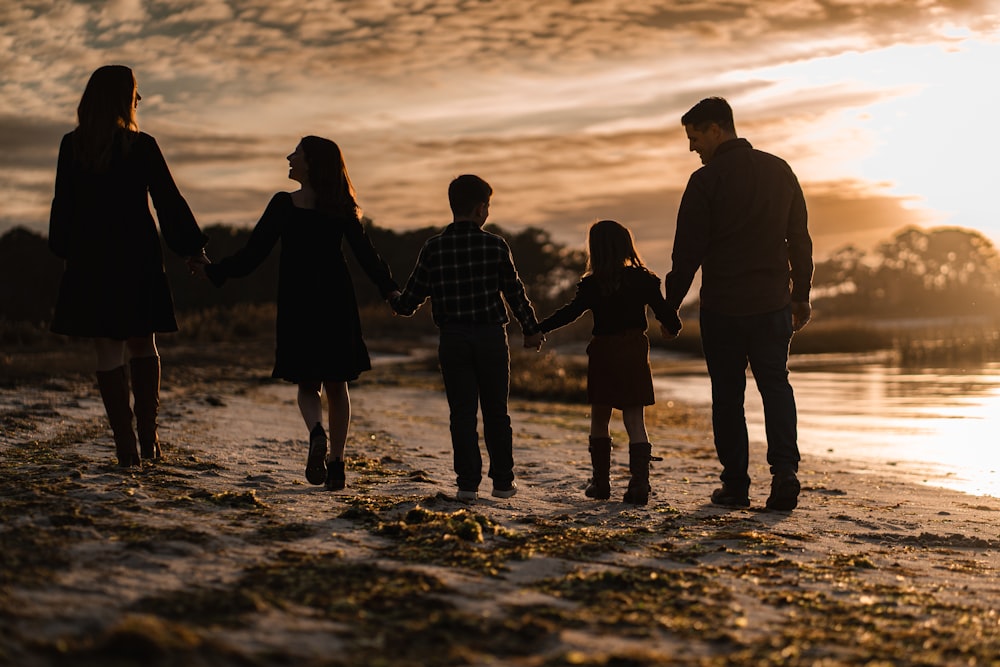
[2,0,999,272]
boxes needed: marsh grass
[535,566,738,639]
[123,551,564,667]
[510,348,588,403]
[5,306,1000,394]
[174,303,278,342]
[338,496,668,575]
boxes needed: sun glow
[724,38,1000,244]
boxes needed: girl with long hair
[49,65,208,468]
[538,220,681,504]
[204,136,399,491]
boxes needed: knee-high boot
[585,436,612,499]
[130,356,162,460]
[96,366,140,468]
[623,442,657,505]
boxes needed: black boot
[325,459,346,491]
[130,356,162,460]
[306,423,328,485]
[585,436,612,499]
[96,366,140,468]
[623,442,659,505]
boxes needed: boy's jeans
[438,322,514,492]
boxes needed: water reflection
[652,356,1000,498]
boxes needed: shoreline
[544,343,1000,500]
[0,350,998,665]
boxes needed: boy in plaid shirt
[392,175,544,502]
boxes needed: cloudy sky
[2,0,999,271]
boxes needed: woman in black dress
[205,136,399,491]
[49,65,209,468]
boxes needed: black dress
[48,131,207,339]
[205,192,398,383]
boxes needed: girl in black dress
[205,136,399,491]
[49,65,209,468]
[538,220,681,505]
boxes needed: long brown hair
[300,136,361,219]
[586,219,649,295]
[72,65,139,172]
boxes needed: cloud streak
[1,0,998,268]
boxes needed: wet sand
[1,343,998,666]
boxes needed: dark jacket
[48,130,207,338]
[665,138,813,316]
[539,266,678,336]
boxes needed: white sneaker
[456,489,478,502]
[491,482,517,499]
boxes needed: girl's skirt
[586,329,655,408]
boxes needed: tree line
[811,226,1000,318]
[2,221,998,333]
[0,220,587,330]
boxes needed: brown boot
[585,436,612,499]
[623,442,659,505]
[96,366,140,468]
[130,356,161,460]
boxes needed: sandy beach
[1,341,998,666]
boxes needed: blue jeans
[699,305,800,490]
[437,323,514,492]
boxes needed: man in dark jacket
[663,97,813,511]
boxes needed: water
[651,354,1000,498]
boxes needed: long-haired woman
[204,136,398,491]
[49,64,209,468]
[537,220,681,504]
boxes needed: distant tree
[0,227,63,325]
[811,245,866,295]
[167,223,279,312]
[8,223,998,330]
[349,222,585,314]
[812,226,1000,317]
[875,226,1000,291]
[492,225,587,311]
[347,221,439,307]
[0,219,624,334]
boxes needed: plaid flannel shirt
[393,220,539,335]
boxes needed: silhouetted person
[663,97,813,511]
[538,220,681,505]
[203,137,398,491]
[49,64,208,468]
[391,175,544,502]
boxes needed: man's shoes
[766,472,801,511]
[456,489,479,502]
[710,484,750,508]
[491,481,518,499]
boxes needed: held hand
[660,323,680,340]
[660,310,682,340]
[791,301,812,332]
[523,332,545,351]
[187,259,205,277]
[186,250,210,278]
[387,290,402,315]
